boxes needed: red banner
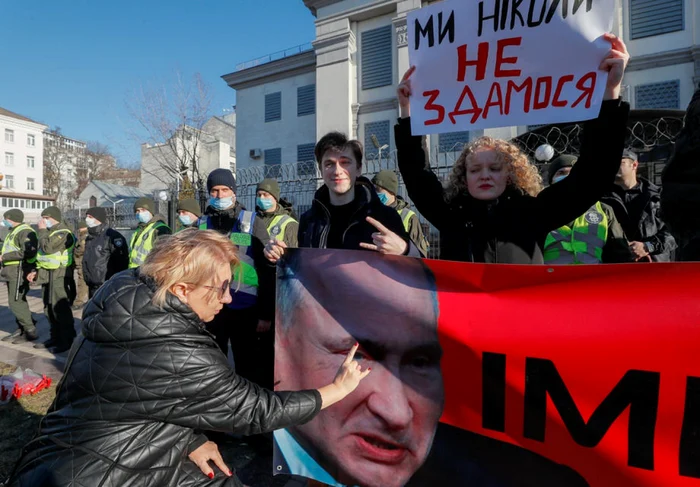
[274,249,700,486]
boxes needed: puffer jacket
[7,269,321,487]
[395,99,630,263]
[83,223,129,287]
[601,178,676,262]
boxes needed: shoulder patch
[114,239,124,247]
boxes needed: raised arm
[395,67,451,231]
[533,34,631,233]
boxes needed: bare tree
[44,127,78,210]
[74,142,116,197]
[125,72,212,193]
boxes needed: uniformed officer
[83,207,129,297]
[255,178,298,247]
[128,197,171,268]
[176,198,202,231]
[72,221,89,309]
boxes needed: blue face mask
[256,197,274,211]
[178,214,193,226]
[552,174,568,184]
[377,192,389,205]
[44,218,54,229]
[209,197,234,211]
[136,211,152,224]
[2,220,12,228]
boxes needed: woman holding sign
[395,34,630,264]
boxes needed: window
[27,134,35,146]
[635,80,681,109]
[31,200,36,209]
[27,156,35,169]
[297,85,316,116]
[5,152,14,166]
[265,92,282,122]
[439,131,470,152]
[264,148,282,178]
[297,143,317,176]
[20,199,25,208]
[5,175,14,189]
[27,178,35,191]
[630,0,684,39]
[364,120,391,159]
[1,198,5,207]
[361,25,393,90]
[4,129,14,143]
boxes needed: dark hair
[314,132,363,170]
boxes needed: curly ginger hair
[444,136,543,201]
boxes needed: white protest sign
[407,0,615,135]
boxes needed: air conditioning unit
[250,148,262,159]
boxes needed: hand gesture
[188,440,232,480]
[359,217,408,255]
[629,241,651,262]
[397,66,416,118]
[37,218,46,230]
[333,343,371,395]
[263,239,286,263]
[600,33,630,101]
[27,271,37,283]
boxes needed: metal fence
[235,112,684,260]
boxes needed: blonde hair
[140,228,239,307]
[445,136,543,201]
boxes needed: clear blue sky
[0,0,315,166]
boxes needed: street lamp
[371,134,389,165]
[104,197,124,216]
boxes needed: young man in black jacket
[82,207,129,298]
[601,150,676,262]
[264,132,419,262]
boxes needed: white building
[43,131,87,210]
[139,113,237,194]
[224,0,699,175]
[0,107,55,223]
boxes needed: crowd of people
[2,32,699,486]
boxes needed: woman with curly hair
[395,34,631,264]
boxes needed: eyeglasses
[202,279,230,300]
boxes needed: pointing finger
[366,216,390,234]
[344,342,359,364]
[402,66,416,82]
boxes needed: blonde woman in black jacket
[8,229,369,487]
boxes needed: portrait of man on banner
[273,249,444,487]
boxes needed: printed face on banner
[407,0,615,135]
[274,250,444,487]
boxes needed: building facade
[0,107,54,222]
[43,130,87,210]
[224,0,699,176]
[139,113,237,194]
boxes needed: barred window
[297,85,315,117]
[635,80,680,109]
[439,131,470,153]
[265,92,282,122]
[264,148,282,178]
[361,25,392,90]
[297,143,317,176]
[630,0,683,40]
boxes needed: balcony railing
[235,42,313,71]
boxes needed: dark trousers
[206,306,274,388]
[6,274,35,334]
[43,272,76,345]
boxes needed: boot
[49,341,73,354]
[12,329,38,344]
[34,337,58,349]
[1,329,23,342]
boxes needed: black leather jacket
[8,269,321,487]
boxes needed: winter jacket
[392,196,430,257]
[7,269,321,487]
[298,177,419,256]
[82,223,129,288]
[601,178,676,262]
[202,202,274,320]
[256,199,299,247]
[395,99,630,264]
[661,87,700,261]
[0,224,37,280]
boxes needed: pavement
[0,283,311,487]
